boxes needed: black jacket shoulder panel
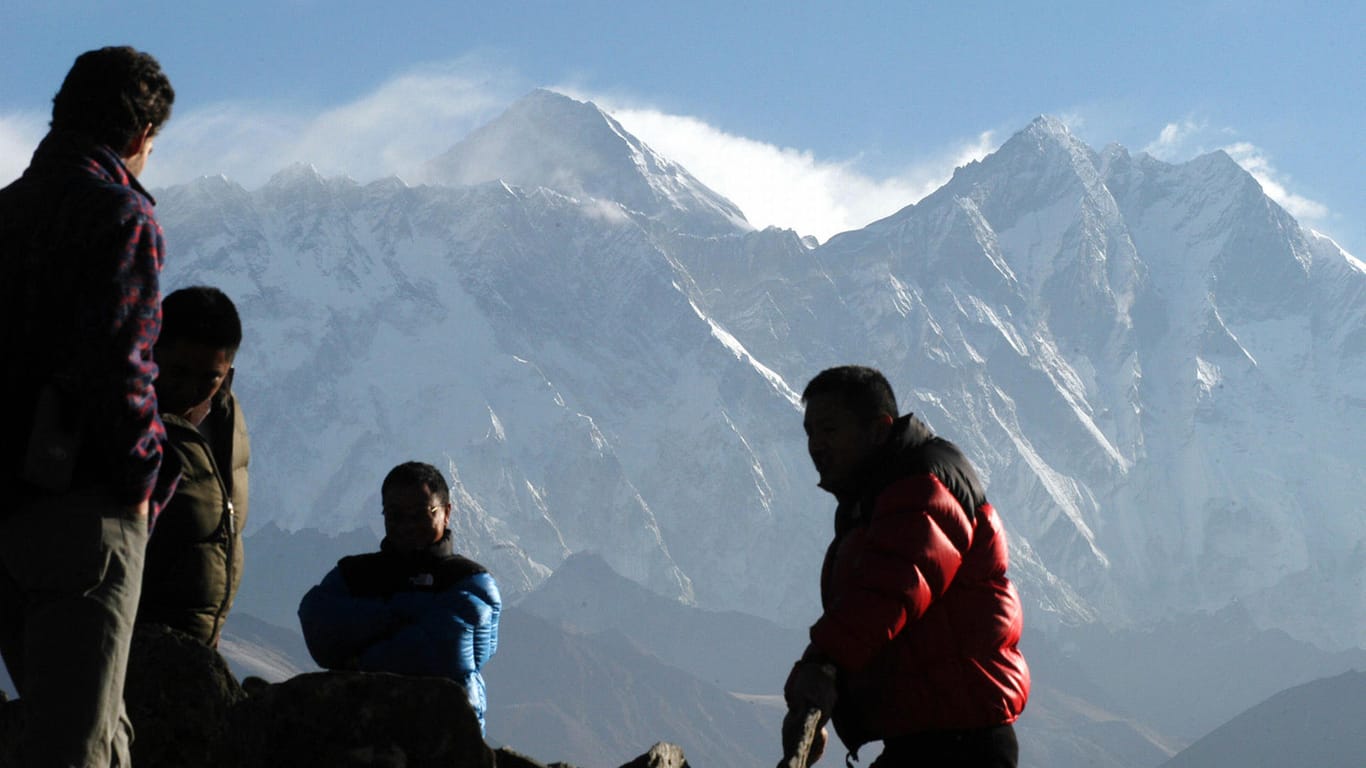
[430,554,489,590]
[881,415,986,522]
[338,545,488,598]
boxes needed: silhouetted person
[0,46,176,766]
[298,461,501,733]
[137,287,251,647]
[782,366,1030,767]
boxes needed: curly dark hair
[381,461,452,505]
[51,46,175,150]
[801,365,898,421]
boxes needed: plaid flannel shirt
[1,130,171,516]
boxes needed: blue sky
[2,1,1360,251]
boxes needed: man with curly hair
[0,46,176,767]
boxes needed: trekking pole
[777,707,824,768]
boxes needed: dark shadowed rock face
[0,626,691,768]
[228,671,494,768]
[618,741,692,768]
[126,625,493,768]
[495,741,689,768]
[126,623,246,768]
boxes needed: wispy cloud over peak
[1144,118,1331,225]
[141,58,520,190]
[575,92,996,242]
[1220,142,1330,221]
[3,63,995,243]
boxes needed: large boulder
[493,742,689,768]
[126,623,246,767]
[618,742,691,768]
[4,627,692,768]
[227,670,494,768]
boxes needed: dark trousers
[871,723,1018,768]
[0,489,148,767]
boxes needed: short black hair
[159,286,242,353]
[382,461,451,505]
[802,365,897,421]
[51,46,175,150]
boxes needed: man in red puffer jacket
[783,366,1030,767]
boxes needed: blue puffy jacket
[297,532,501,732]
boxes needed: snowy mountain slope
[157,162,828,619]
[158,170,699,604]
[156,93,1365,651]
[664,116,1365,643]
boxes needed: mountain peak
[265,162,324,188]
[1025,114,1072,138]
[998,114,1093,161]
[904,114,1106,231]
[513,87,609,124]
[423,89,750,236]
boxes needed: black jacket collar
[378,529,454,566]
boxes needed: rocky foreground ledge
[0,625,691,767]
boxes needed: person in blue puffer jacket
[298,461,501,732]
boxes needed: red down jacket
[809,414,1029,746]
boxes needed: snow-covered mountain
[155,90,1366,651]
[423,88,750,236]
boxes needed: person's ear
[121,124,153,159]
[871,413,894,442]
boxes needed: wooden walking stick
[778,707,825,768]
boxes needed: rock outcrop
[228,671,495,768]
[0,625,690,767]
[126,623,247,767]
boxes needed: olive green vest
[138,391,250,645]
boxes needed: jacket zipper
[174,418,237,644]
[208,433,235,645]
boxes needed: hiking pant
[871,723,1018,767]
[0,488,148,767]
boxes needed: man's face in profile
[382,482,451,552]
[803,392,888,491]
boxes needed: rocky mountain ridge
[153,90,1366,651]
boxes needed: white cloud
[141,59,519,190]
[0,112,47,186]
[1221,142,1330,222]
[1142,118,1210,161]
[589,97,995,242]
[4,62,997,244]
[1143,119,1330,224]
